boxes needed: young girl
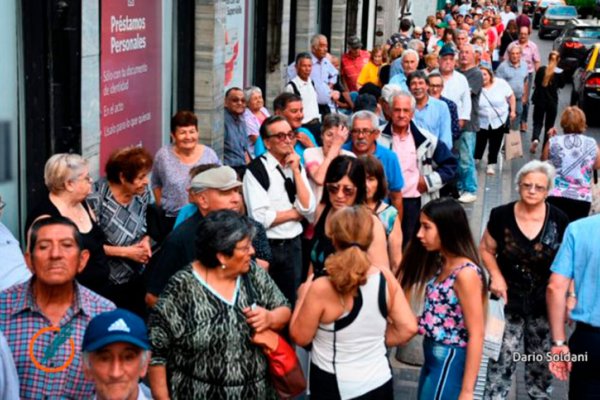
[400,197,486,400]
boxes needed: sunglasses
[326,183,357,197]
[268,131,295,141]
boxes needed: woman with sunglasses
[480,160,569,398]
[309,156,389,278]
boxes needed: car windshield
[572,28,600,39]
[547,6,576,16]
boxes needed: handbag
[505,129,523,161]
[242,274,307,399]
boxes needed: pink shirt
[392,130,420,198]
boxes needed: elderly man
[342,110,404,218]
[341,36,370,92]
[244,115,316,304]
[145,165,271,307]
[285,52,321,137]
[547,214,600,398]
[253,93,318,163]
[0,216,115,398]
[440,45,481,203]
[82,309,151,400]
[224,87,250,176]
[407,70,453,149]
[0,195,31,291]
[379,92,457,245]
[288,34,339,116]
[496,44,529,132]
[427,72,461,143]
[389,49,420,91]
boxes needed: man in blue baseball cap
[82,309,151,400]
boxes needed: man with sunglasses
[244,115,316,305]
[224,87,251,177]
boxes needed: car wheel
[538,30,545,39]
[570,87,578,106]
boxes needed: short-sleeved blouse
[148,262,289,399]
[478,78,513,130]
[486,202,568,315]
[87,178,150,284]
[150,144,220,217]
[548,134,597,203]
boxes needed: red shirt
[341,50,370,92]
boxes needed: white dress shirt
[441,71,472,122]
[243,152,316,239]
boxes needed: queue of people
[1,0,600,399]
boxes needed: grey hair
[514,160,556,192]
[243,86,263,103]
[322,113,348,132]
[44,153,89,193]
[456,29,468,39]
[350,110,379,131]
[381,84,404,104]
[310,34,327,48]
[407,39,424,52]
[388,91,417,111]
[401,48,420,65]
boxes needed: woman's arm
[454,268,485,399]
[479,229,508,303]
[388,216,403,275]
[368,215,390,269]
[508,93,516,122]
[243,305,291,333]
[148,365,170,400]
[289,279,325,347]
[307,128,348,186]
[153,187,162,206]
[381,268,418,346]
[594,145,600,169]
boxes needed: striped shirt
[0,279,115,399]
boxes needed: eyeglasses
[234,242,254,254]
[267,131,295,141]
[351,128,375,136]
[519,182,547,193]
[326,183,357,197]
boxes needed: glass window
[546,6,577,16]
[572,28,600,39]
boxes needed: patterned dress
[148,262,289,399]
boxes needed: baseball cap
[190,166,242,192]
[439,44,456,57]
[436,21,449,29]
[82,309,150,352]
[347,36,362,49]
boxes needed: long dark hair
[399,197,482,298]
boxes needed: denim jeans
[418,337,467,400]
[521,72,533,124]
[510,98,523,131]
[456,130,477,194]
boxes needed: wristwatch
[552,340,566,347]
[567,291,577,298]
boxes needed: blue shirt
[253,127,318,165]
[551,214,600,327]
[224,109,249,167]
[495,60,528,97]
[342,142,404,192]
[413,97,453,149]
[388,61,409,91]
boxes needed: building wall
[265,0,292,106]
[329,0,348,57]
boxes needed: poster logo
[28,324,75,373]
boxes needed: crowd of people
[1,0,600,399]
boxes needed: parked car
[553,19,600,78]
[571,43,600,124]
[539,5,578,38]
[533,0,567,28]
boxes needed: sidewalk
[390,150,569,399]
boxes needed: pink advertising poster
[100,0,162,171]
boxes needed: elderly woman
[542,106,600,221]
[290,206,417,399]
[87,146,153,316]
[25,153,110,297]
[242,86,270,158]
[303,114,354,204]
[480,160,569,399]
[148,210,290,399]
[309,156,390,277]
[357,46,385,89]
[151,111,220,231]
[474,62,516,176]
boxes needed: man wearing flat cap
[83,308,151,400]
[341,36,370,93]
[145,165,271,307]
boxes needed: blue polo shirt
[495,60,528,97]
[551,214,600,327]
[413,97,453,149]
[342,142,404,192]
[253,127,317,165]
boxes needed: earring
[221,264,227,270]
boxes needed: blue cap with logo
[82,308,150,352]
[439,44,456,57]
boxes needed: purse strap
[481,89,506,126]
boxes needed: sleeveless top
[375,202,398,237]
[548,134,597,203]
[311,272,391,399]
[310,205,335,277]
[418,262,482,348]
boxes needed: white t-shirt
[478,78,513,130]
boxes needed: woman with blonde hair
[290,205,417,399]
[357,46,385,89]
[530,50,565,153]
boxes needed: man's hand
[417,176,428,193]
[295,132,314,148]
[285,152,302,172]
[548,345,572,381]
